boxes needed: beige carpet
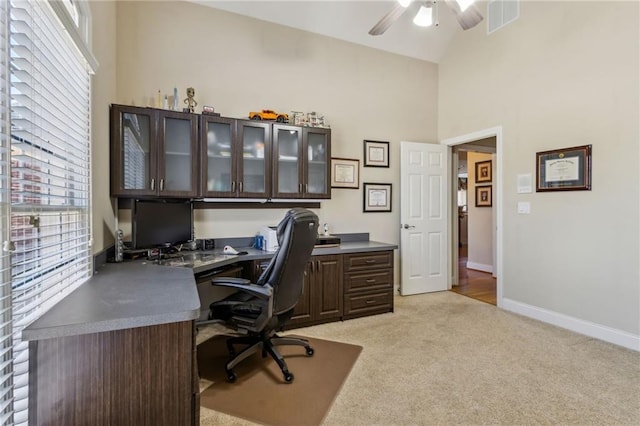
[199,291,640,425]
[197,334,362,426]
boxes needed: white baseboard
[466,261,492,273]
[502,298,640,351]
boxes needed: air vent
[487,0,519,34]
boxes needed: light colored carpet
[198,291,640,425]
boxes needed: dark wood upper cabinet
[110,104,199,198]
[111,105,329,200]
[272,124,331,199]
[200,116,271,199]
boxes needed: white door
[400,142,448,295]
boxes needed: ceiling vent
[487,0,519,34]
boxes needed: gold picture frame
[475,160,492,183]
[331,157,359,189]
[475,186,492,207]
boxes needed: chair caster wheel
[284,372,294,383]
[306,347,314,356]
[226,370,236,383]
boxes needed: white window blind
[0,2,13,425]
[9,0,92,424]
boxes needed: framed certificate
[536,145,592,192]
[363,182,392,212]
[363,140,389,168]
[330,157,359,189]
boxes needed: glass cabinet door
[304,127,331,198]
[202,117,235,196]
[111,105,157,197]
[238,120,270,198]
[273,124,302,198]
[159,111,198,197]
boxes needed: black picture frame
[363,140,389,168]
[475,160,492,184]
[536,145,592,192]
[363,182,392,212]
[475,186,492,207]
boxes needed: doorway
[450,148,497,305]
[442,127,503,307]
[451,148,496,305]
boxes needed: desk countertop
[22,240,397,342]
[22,262,200,341]
[160,240,398,274]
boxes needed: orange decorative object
[248,109,289,122]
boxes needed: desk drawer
[344,251,393,272]
[344,289,393,319]
[344,270,393,293]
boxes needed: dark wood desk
[23,263,200,426]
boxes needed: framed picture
[363,182,392,212]
[475,186,492,207]
[536,144,592,192]
[331,157,359,189]
[475,160,492,183]
[363,140,389,168]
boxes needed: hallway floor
[451,245,496,305]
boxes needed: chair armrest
[211,279,273,300]
[211,277,251,285]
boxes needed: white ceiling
[191,1,469,63]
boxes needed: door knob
[402,224,415,229]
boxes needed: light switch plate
[517,201,531,214]
[517,173,533,193]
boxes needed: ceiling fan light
[398,0,412,7]
[413,5,433,27]
[456,0,476,12]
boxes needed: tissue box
[259,226,279,251]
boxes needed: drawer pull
[365,300,375,304]
[366,279,376,283]
[365,259,376,264]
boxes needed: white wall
[439,1,640,339]
[90,1,117,254]
[467,152,493,272]
[106,0,438,249]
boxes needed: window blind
[0,2,13,425]
[9,1,92,424]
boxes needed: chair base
[225,332,314,383]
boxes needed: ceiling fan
[368,0,483,36]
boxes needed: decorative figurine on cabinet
[184,87,198,113]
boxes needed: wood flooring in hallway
[451,245,497,305]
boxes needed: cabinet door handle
[150,178,155,191]
[305,183,308,193]
[239,181,243,193]
[299,183,303,193]
[232,181,236,192]
[159,179,165,192]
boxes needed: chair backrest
[256,208,318,315]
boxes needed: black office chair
[208,208,319,383]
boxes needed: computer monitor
[132,199,193,249]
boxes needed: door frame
[442,126,503,308]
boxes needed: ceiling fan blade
[444,0,484,30]
[368,2,407,36]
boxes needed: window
[6,0,95,424]
[0,3,13,424]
